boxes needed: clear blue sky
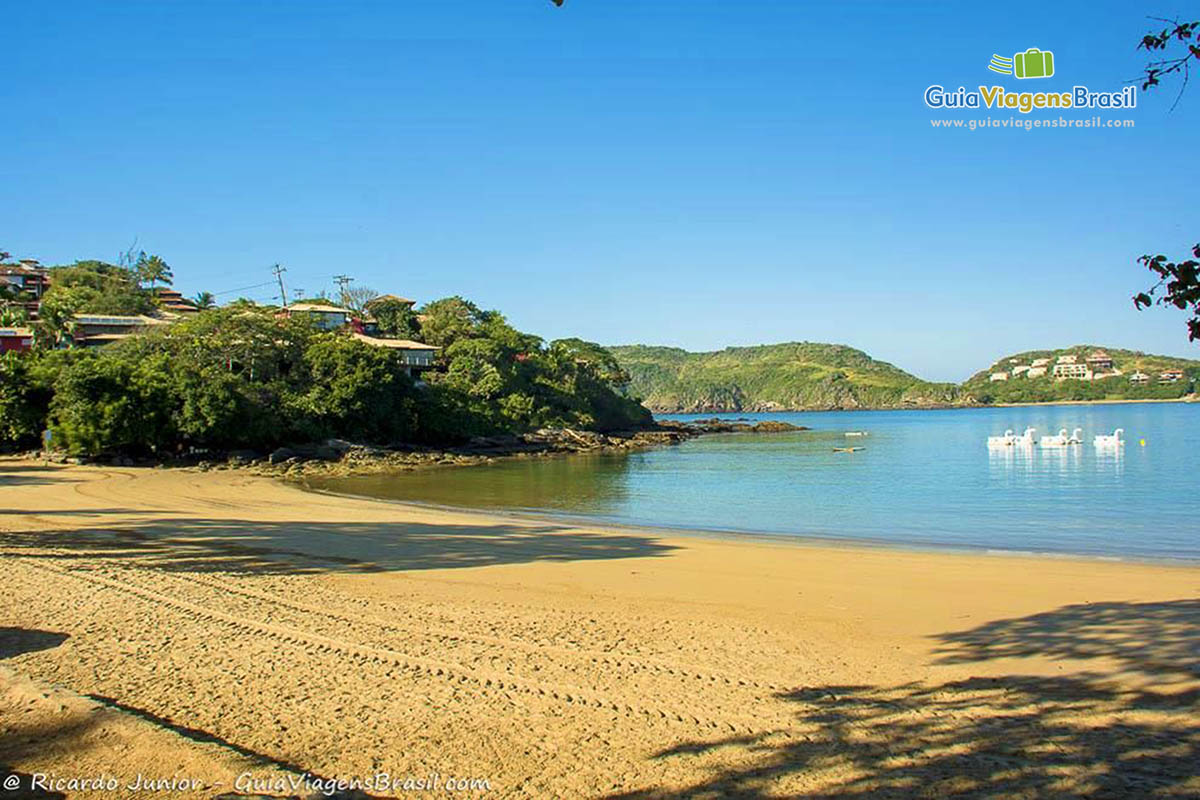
[4,0,1198,381]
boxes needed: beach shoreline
[298,481,1200,568]
[1,460,1197,798]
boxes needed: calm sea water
[311,404,1200,561]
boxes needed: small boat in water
[987,429,1016,447]
[1039,428,1070,447]
[1068,427,1084,444]
[1094,428,1125,447]
[1014,427,1037,447]
[845,431,869,437]
[833,446,864,453]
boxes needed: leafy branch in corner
[1133,17,1199,341]
[1134,246,1200,341]
[1136,16,1200,110]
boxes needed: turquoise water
[312,403,1200,561]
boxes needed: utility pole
[333,274,353,307]
[272,264,289,308]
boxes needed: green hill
[610,342,1200,412]
[608,343,960,412]
[962,345,1200,404]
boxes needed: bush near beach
[0,270,650,456]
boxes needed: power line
[212,280,276,297]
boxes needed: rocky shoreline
[28,418,809,480]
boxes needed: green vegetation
[33,259,163,345]
[609,343,960,412]
[962,346,1199,405]
[369,297,420,339]
[0,301,649,456]
[611,342,1199,411]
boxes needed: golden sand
[1,458,1196,798]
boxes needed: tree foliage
[369,298,419,339]
[36,260,155,343]
[135,253,173,288]
[1,298,648,456]
[1135,18,1200,339]
[1134,245,1200,340]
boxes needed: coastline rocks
[674,419,809,434]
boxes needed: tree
[36,260,155,343]
[0,284,29,325]
[339,285,379,315]
[370,297,420,339]
[136,253,173,289]
[417,296,493,349]
[1134,246,1200,341]
[0,352,50,448]
[193,291,216,309]
[48,351,176,455]
[295,336,416,443]
[1134,18,1200,339]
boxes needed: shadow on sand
[612,600,1200,798]
[0,516,676,576]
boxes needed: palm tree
[194,291,216,309]
[137,254,173,289]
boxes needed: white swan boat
[1067,427,1083,444]
[1039,428,1070,447]
[987,429,1016,447]
[1014,427,1037,446]
[1094,428,1125,447]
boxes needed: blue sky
[4,1,1198,381]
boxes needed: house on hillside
[1011,365,1031,377]
[68,314,169,348]
[153,288,199,314]
[1129,372,1150,385]
[1052,361,1091,380]
[0,261,50,298]
[1086,349,1114,372]
[1056,354,1078,365]
[365,294,416,311]
[1031,357,1051,368]
[0,326,34,353]
[1158,369,1185,384]
[1027,366,1048,377]
[280,302,355,331]
[989,371,1009,382]
[350,332,438,374]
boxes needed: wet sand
[1,458,1196,798]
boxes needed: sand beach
[1,457,1197,798]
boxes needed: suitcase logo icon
[988,48,1055,79]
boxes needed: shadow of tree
[612,600,1200,798]
[0,628,69,660]
[0,517,676,575]
[0,462,82,488]
[932,600,1200,684]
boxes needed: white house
[351,333,439,374]
[1053,362,1091,380]
[989,371,1009,382]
